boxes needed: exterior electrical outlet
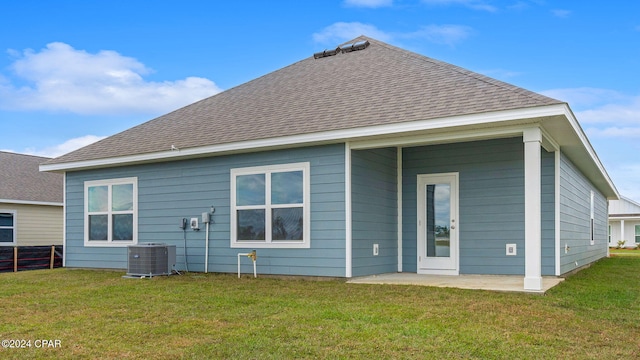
[373,244,379,256]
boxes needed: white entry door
[417,173,459,275]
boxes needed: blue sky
[1,0,639,201]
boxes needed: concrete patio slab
[347,273,564,294]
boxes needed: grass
[610,248,640,257]
[1,257,639,359]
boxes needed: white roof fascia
[559,104,619,200]
[40,104,567,173]
[0,199,63,207]
[608,215,640,221]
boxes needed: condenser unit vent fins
[127,243,176,277]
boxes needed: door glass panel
[426,183,451,258]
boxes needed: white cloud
[586,127,640,138]
[421,0,497,12]
[313,22,472,47]
[577,101,640,125]
[541,87,640,125]
[540,87,626,109]
[551,9,571,18]
[343,0,393,8]
[312,22,393,44]
[0,42,221,115]
[404,25,473,46]
[21,135,107,158]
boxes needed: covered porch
[347,120,561,292]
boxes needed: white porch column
[523,128,542,291]
[620,219,625,246]
[345,142,352,278]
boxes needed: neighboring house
[41,36,618,291]
[1,151,63,246]
[608,196,640,248]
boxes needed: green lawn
[610,248,640,257]
[1,257,639,359]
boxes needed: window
[85,178,137,246]
[0,210,16,245]
[589,191,595,245]
[636,225,640,244]
[231,162,310,248]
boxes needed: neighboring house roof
[39,36,617,200]
[0,151,63,205]
[44,36,561,166]
[609,196,640,218]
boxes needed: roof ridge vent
[339,40,370,54]
[313,47,340,59]
[313,40,370,59]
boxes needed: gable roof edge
[558,104,618,200]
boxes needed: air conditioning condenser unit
[127,243,176,277]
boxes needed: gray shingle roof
[0,151,63,203]
[45,36,562,166]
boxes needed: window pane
[426,184,451,258]
[272,207,303,241]
[0,229,13,242]
[636,225,640,236]
[0,213,13,227]
[112,184,133,211]
[113,214,133,241]
[236,174,265,206]
[89,214,108,241]
[88,186,108,212]
[237,209,265,241]
[272,171,303,204]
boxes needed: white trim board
[0,199,63,207]
[41,105,567,173]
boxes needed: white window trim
[230,162,310,249]
[0,209,17,246]
[84,177,138,247]
[635,225,640,244]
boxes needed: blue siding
[65,144,347,277]
[351,148,398,276]
[403,137,555,275]
[559,152,608,274]
[541,149,556,275]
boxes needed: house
[1,151,63,246]
[608,197,640,248]
[40,36,618,291]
